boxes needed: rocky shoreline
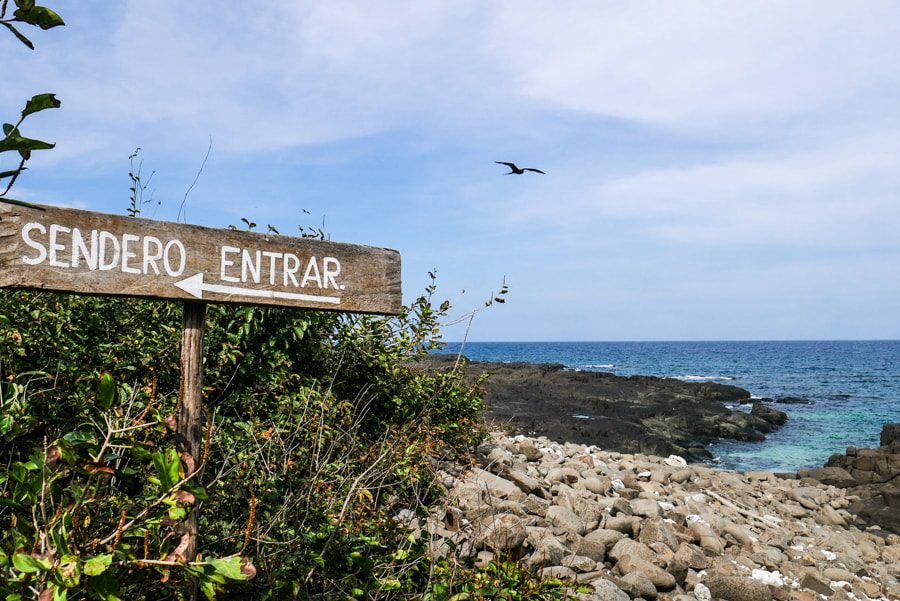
[420,356,790,461]
[415,430,900,601]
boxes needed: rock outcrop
[417,356,781,461]
[812,423,900,535]
[415,432,900,601]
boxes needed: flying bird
[495,161,545,175]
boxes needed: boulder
[706,576,773,601]
[571,535,607,563]
[617,554,677,590]
[589,579,631,601]
[526,536,568,569]
[584,528,626,551]
[631,498,661,518]
[881,423,900,449]
[688,520,724,555]
[638,517,680,552]
[750,403,788,426]
[618,573,658,599]
[546,505,587,536]
[561,554,597,573]
[474,514,527,552]
[583,476,611,495]
[486,447,513,471]
[800,572,834,597]
[467,468,523,500]
[522,494,551,517]
[609,538,658,564]
[518,439,544,461]
[502,467,544,495]
[797,467,856,488]
[604,515,639,536]
[540,565,576,581]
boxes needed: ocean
[433,340,900,472]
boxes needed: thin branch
[177,136,212,223]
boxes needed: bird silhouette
[495,161,545,175]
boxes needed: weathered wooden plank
[176,302,206,564]
[0,202,402,314]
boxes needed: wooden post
[176,301,206,562]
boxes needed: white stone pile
[413,433,900,601]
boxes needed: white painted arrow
[174,272,341,304]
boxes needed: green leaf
[152,447,181,491]
[88,571,122,601]
[14,0,37,9]
[200,578,218,601]
[166,447,182,486]
[130,444,152,461]
[0,169,21,180]
[1,22,34,49]
[63,430,95,446]
[167,505,187,521]
[182,482,209,501]
[12,552,51,573]
[83,554,112,576]
[22,93,61,118]
[208,556,247,581]
[13,6,65,29]
[0,132,55,154]
[152,451,172,491]
[56,554,80,587]
[98,372,116,409]
[53,438,76,465]
[0,414,14,435]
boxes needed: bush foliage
[0,278,492,599]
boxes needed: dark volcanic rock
[822,423,900,535]
[775,396,814,405]
[416,355,776,461]
[882,423,900,452]
[750,402,788,426]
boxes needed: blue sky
[4,2,900,341]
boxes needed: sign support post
[176,301,207,563]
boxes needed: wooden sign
[0,202,401,314]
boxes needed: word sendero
[21,222,186,276]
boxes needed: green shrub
[0,282,486,599]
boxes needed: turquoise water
[434,341,900,472]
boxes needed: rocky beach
[412,356,900,600]
[415,428,900,601]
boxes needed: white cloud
[596,132,900,247]
[488,1,900,131]
[6,1,900,158]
